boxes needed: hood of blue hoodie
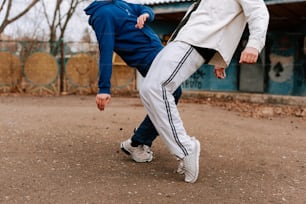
[84,1,113,16]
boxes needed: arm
[133,4,155,22]
[239,0,269,64]
[130,3,154,29]
[92,16,115,110]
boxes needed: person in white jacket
[139,0,269,183]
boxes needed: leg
[140,41,204,182]
[120,84,182,162]
[132,86,182,147]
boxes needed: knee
[139,81,159,101]
[139,81,151,100]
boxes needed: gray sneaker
[183,138,200,183]
[120,139,153,162]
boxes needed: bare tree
[41,0,89,54]
[40,0,90,92]
[0,0,39,34]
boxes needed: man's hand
[96,93,111,111]
[239,47,259,64]
[135,13,149,29]
[214,66,226,79]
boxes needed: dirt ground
[0,95,305,204]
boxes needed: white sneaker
[176,159,185,175]
[183,138,200,183]
[120,139,153,162]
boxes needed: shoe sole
[134,154,153,163]
[185,139,200,183]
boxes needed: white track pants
[140,41,205,159]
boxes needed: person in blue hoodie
[84,0,182,163]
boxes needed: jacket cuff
[98,88,111,94]
[246,39,262,53]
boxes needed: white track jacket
[174,0,270,67]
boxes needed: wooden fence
[0,42,136,95]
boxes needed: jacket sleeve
[239,0,270,52]
[130,3,155,22]
[93,17,115,94]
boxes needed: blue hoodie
[84,0,163,94]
